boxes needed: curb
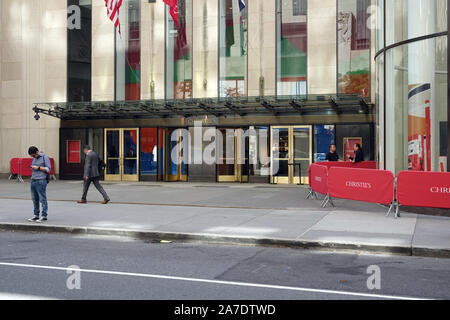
[0,222,448,259]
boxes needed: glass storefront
[219,0,248,97]
[115,0,141,101]
[67,0,92,103]
[276,0,307,96]
[376,0,448,173]
[165,0,193,100]
[337,0,371,96]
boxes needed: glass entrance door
[217,128,249,182]
[104,128,140,182]
[271,126,312,184]
[166,129,188,182]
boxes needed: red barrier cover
[316,161,377,170]
[397,171,450,209]
[49,158,55,175]
[328,167,394,205]
[10,158,20,175]
[19,158,33,177]
[309,164,328,195]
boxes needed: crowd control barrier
[305,164,330,205]
[306,163,450,218]
[328,167,394,206]
[315,161,377,170]
[9,157,57,183]
[397,171,450,209]
[8,158,20,180]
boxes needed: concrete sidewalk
[0,180,449,258]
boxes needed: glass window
[166,0,193,100]
[219,0,248,97]
[384,37,447,173]
[249,126,270,177]
[386,0,447,46]
[337,0,371,97]
[141,128,159,176]
[115,0,141,101]
[67,0,92,102]
[276,0,307,96]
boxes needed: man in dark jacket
[326,144,340,162]
[77,146,110,204]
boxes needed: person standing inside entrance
[349,144,364,163]
[78,146,110,204]
[28,146,51,223]
[326,144,340,162]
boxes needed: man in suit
[77,145,110,204]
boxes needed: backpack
[98,157,106,172]
[43,155,52,184]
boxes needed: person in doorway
[77,146,110,204]
[326,144,340,162]
[349,144,364,163]
[27,146,51,223]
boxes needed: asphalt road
[0,231,449,300]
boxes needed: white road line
[0,262,429,300]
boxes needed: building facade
[1,0,404,184]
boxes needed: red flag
[163,0,179,26]
[105,0,123,34]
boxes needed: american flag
[105,0,122,34]
[238,0,246,12]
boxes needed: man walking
[77,146,110,204]
[28,146,51,223]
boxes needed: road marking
[0,262,429,300]
[0,292,57,300]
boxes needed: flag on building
[238,0,246,12]
[105,0,123,34]
[163,0,179,26]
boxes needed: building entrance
[104,128,140,182]
[270,126,312,184]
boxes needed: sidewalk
[0,180,449,258]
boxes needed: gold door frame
[217,129,249,183]
[165,129,188,182]
[270,125,312,185]
[104,128,140,182]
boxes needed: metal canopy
[33,94,373,121]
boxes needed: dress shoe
[101,198,110,205]
[77,200,87,204]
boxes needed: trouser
[31,180,48,217]
[82,177,109,201]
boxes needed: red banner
[10,158,20,175]
[309,164,328,195]
[328,167,394,205]
[397,171,450,209]
[316,161,377,170]
[67,140,81,163]
[19,158,33,177]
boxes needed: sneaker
[28,216,39,222]
[37,217,48,223]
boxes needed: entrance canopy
[33,94,372,121]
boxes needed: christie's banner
[328,167,394,205]
[397,171,450,209]
[309,164,328,195]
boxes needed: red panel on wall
[67,140,81,164]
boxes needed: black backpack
[43,155,52,184]
[98,157,106,172]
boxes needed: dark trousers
[82,177,109,201]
